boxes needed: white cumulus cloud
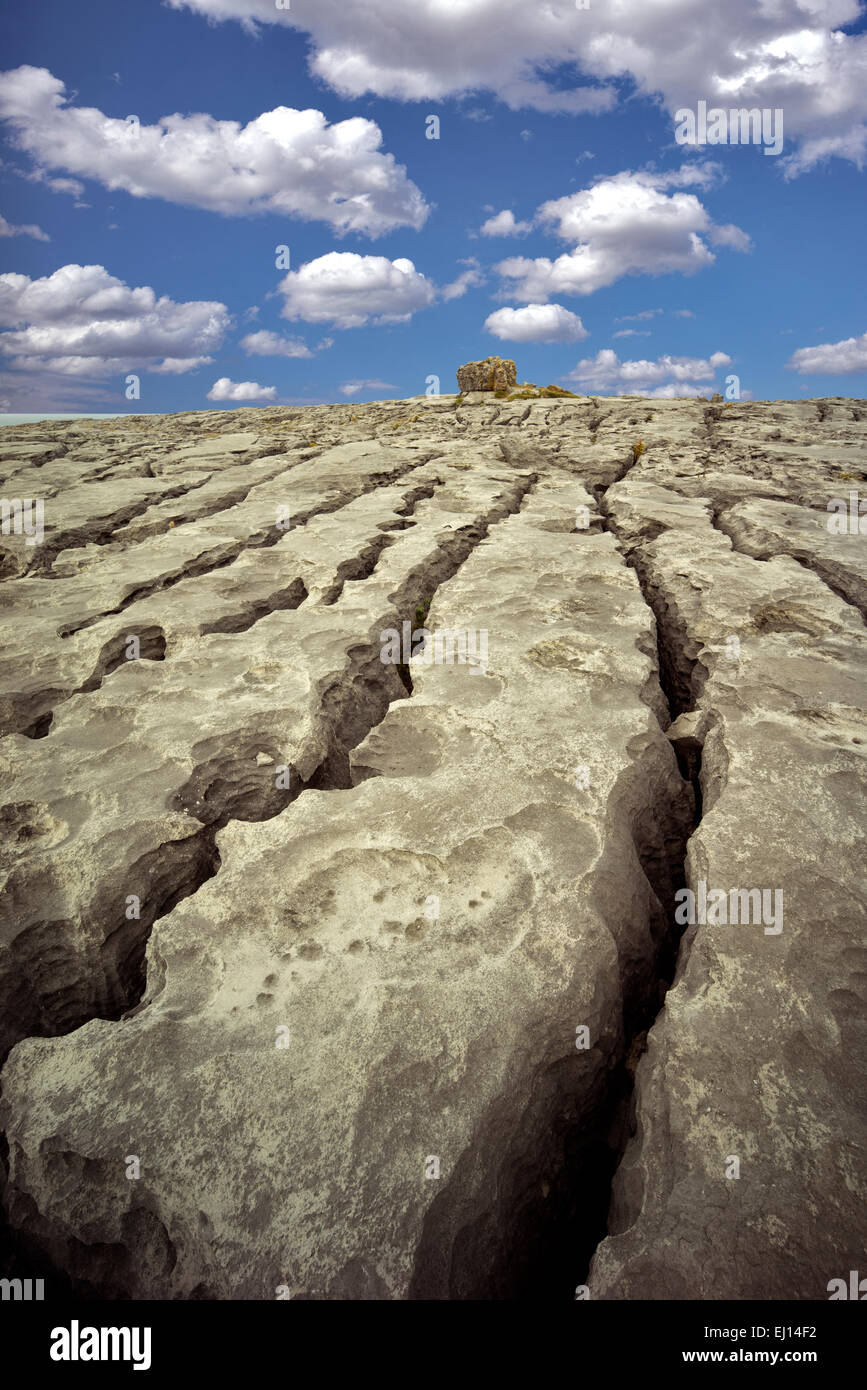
[0,211,49,241]
[635,383,716,399]
[787,333,867,374]
[278,253,436,329]
[240,330,314,359]
[565,347,731,393]
[480,209,532,237]
[709,223,753,252]
[0,65,429,236]
[208,377,277,401]
[485,303,588,344]
[496,167,748,301]
[163,0,867,174]
[0,263,229,376]
[442,260,486,301]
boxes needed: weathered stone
[456,356,517,394]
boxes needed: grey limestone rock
[0,393,864,1300]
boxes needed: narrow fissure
[709,504,867,627]
[9,628,169,740]
[559,472,706,1294]
[25,473,222,577]
[199,579,308,636]
[496,462,705,1300]
[318,479,442,607]
[56,459,432,638]
[304,473,538,789]
[21,712,53,740]
[599,502,703,719]
[10,478,441,736]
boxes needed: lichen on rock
[456,356,517,394]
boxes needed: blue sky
[1,0,865,413]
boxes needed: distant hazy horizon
[0,413,128,427]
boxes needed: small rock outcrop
[456,356,517,394]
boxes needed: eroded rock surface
[456,357,517,394]
[0,394,865,1300]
